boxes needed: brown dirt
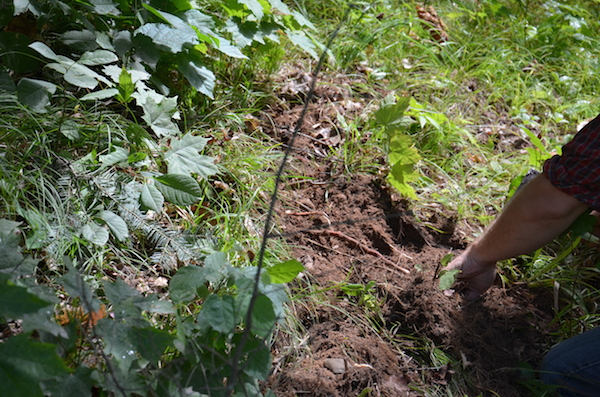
[260,66,556,396]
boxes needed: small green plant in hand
[437,253,460,291]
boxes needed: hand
[446,248,496,302]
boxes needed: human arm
[447,172,589,301]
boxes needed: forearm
[468,173,589,266]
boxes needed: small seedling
[437,254,461,291]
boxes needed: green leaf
[0,333,71,397]
[165,133,219,178]
[0,32,40,73]
[17,78,57,111]
[79,50,118,66]
[438,269,461,291]
[240,336,271,380]
[140,182,164,212]
[117,68,135,103]
[0,67,16,92]
[239,0,264,20]
[60,30,97,52]
[80,88,119,101]
[0,279,52,319]
[177,58,216,98]
[169,266,207,304]
[388,162,418,199]
[130,327,174,363]
[0,2,14,29]
[200,294,236,334]
[135,22,198,53]
[99,146,128,166]
[155,174,201,206]
[388,135,421,166]
[90,0,120,15]
[250,294,276,338]
[97,210,129,241]
[42,367,94,397]
[375,97,411,126]
[267,259,304,283]
[81,221,109,245]
[569,211,597,237]
[59,120,80,140]
[58,268,102,313]
[286,31,318,59]
[136,92,180,136]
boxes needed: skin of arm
[447,172,589,301]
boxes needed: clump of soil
[261,66,555,396]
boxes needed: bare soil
[260,67,556,396]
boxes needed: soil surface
[260,66,556,396]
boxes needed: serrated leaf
[239,0,264,20]
[42,367,94,397]
[165,133,219,178]
[0,333,70,397]
[389,135,421,165]
[22,307,68,339]
[200,294,236,334]
[17,78,57,111]
[267,259,304,283]
[169,266,207,304]
[140,182,164,212]
[155,174,201,206]
[81,221,109,246]
[79,49,118,66]
[135,23,198,53]
[388,162,418,199]
[177,58,215,98]
[241,336,271,380]
[375,97,411,126]
[117,68,135,103]
[98,210,129,241]
[0,280,52,319]
[251,294,276,338]
[138,93,180,137]
[438,269,461,291]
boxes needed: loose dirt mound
[262,67,555,396]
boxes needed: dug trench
[259,69,557,396]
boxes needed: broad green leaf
[0,68,16,92]
[438,269,461,291]
[81,88,119,101]
[59,119,80,140]
[375,97,410,126]
[79,49,118,66]
[29,41,60,61]
[165,133,219,178]
[17,78,57,111]
[98,210,129,241]
[63,62,103,89]
[240,337,271,380]
[200,294,236,334]
[0,219,30,273]
[42,367,94,397]
[239,0,264,20]
[137,92,180,136]
[58,268,102,312]
[135,23,198,53]
[569,211,597,237]
[140,182,164,212]
[267,259,304,283]
[286,31,318,59]
[250,294,276,338]
[155,174,201,206]
[177,58,215,98]
[22,307,68,339]
[60,30,97,52]
[224,19,259,48]
[0,279,52,319]
[130,327,174,363]
[0,333,70,397]
[95,320,138,371]
[99,146,128,166]
[388,162,418,199]
[81,221,109,246]
[388,135,421,166]
[169,266,207,304]
[90,0,120,15]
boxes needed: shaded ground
[261,66,556,396]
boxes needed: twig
[320,230,410,274]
